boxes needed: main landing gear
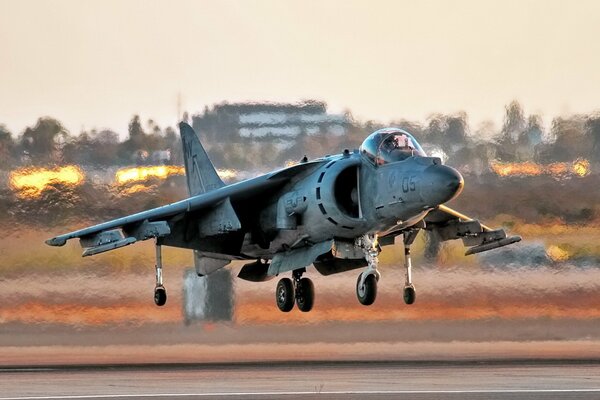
[355,231,418,306]
[275,268,314,312]
[154,242,167,306]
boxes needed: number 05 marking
[402,176,416,193]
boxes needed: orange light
[217,169,238,180]
[114,166,238,186]
[118,183,155,195]
[546,245,569,262]
[491,161,543,177]
[572,159,590,177]
[491,159,591,178]
[115,166,186,185]
[9,165,85,198]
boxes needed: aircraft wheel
[296,277,315,312]
[276,278,295,312]
[403,285,416,305]
[356,274,377,306]
[154,286,167,306]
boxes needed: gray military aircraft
[46,123,521,312]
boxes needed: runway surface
[1,361,599,400]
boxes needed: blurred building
[192,101,350,143]
[151,150,171,165]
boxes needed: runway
[1,361,599,400]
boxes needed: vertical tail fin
[179,122,225,196]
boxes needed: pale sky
[1,0,600,137]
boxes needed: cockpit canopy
[360,128,426,165]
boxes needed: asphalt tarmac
[0,361,599,400]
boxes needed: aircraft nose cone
[422,164,464,206]
[441,165,464,196]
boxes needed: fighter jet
[46,123,521,312]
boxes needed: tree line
[1,101,599,171]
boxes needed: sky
[1,0,600,137]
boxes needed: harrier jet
[46,123,521,312]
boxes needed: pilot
[397,135,409,148]
[380,134,417,163]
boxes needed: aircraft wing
[424,204,521,255]
[45,160,326,255]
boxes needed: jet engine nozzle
[421,164,464,206]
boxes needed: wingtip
[45,237,66,247]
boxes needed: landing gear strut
[275,269,314,312]
[154,242,167,306]
[356,234,380,306]
[402,230,418,305]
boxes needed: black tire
[154,286,167,306]
[356,274,377,306]
[403,285,416,305]
[276,278,295,312]
[296,277,315,312]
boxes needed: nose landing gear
[354,230,419,306]
[356,234,380,306]
[356,273,377,305]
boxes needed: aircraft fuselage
[241,152,463,259]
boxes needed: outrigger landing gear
[356,234,380,306]
[402,230,418,305]
[153,241,167,306]
[275,269,315,312]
